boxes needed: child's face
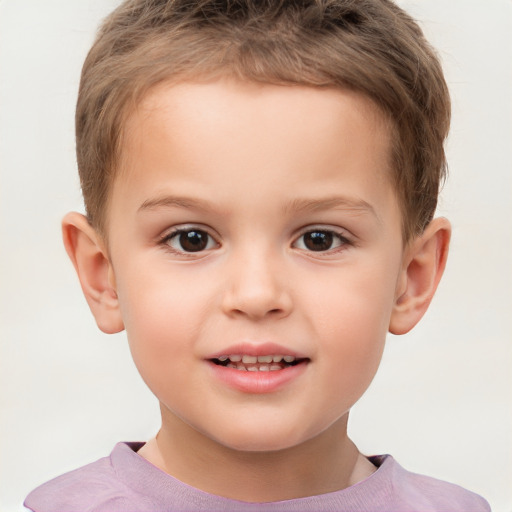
[106,80,405,451]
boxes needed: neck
[138,409,375,502]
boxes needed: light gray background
[1,1,510,511]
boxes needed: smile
[211,354,304,372]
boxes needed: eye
[165,228,217,253]
[294,229,350,252]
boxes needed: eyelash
[159,226,353,256]
[293,228,353,254]
[160,227,218,256]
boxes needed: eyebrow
[138,195,216,213]
[284,196,380,221]
[138,194,379,221]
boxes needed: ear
[389,217,451,335]
[62,212,124,334]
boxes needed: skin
[63,79,450,502]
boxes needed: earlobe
[389,217,451,335]
[62,212,124,334]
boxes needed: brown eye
[167,229,215,252]
[302,231,334,251]
[294,229,349,252]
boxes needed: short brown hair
[76,0,450,240]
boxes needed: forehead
[108,79,398,234]
[119,79,392,180]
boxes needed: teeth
[217,354,300,371]
[225,362,288,372]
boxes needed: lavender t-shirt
[25,442,490,512]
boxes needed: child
[24,0,491,510]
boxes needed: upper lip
[206,342,309,360]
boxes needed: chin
[210,422,315,454]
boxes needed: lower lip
[207,361,308,394]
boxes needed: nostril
[221,282,293,320]
[230,307,285,319]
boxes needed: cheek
[306,261,397,393]
[307,259,398,338]
[114,264,210,374]
[314,307,387,421]
[118,259,204,326]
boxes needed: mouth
[210,354,308,372]
[207,346,310,393]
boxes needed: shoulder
[24,443,150,512]
[374,455,491,512]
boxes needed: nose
[221,249,293,321]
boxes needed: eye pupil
[179,230,208,252]
[304,231,333,251]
